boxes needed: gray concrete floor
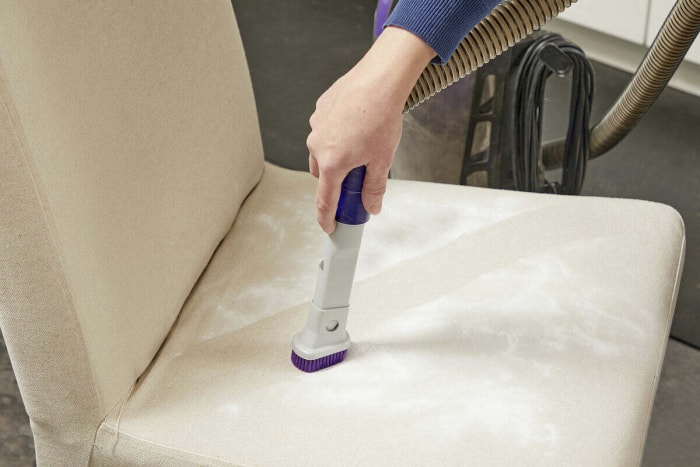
[1,1,698,465]
[0,334,34,466]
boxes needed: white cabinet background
[559,0,700,65]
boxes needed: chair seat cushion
[92,163,685,466]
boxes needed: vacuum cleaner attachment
[291,166,369,372]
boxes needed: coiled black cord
[512,33,594,194]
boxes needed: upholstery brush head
[291,349,347,373]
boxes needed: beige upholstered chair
[0,2,685,465]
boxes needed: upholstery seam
[636,212,686,466]
[98,421,252,467]
[0,58,105,434]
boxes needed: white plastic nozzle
[292,223,365,360]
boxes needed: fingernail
[321,221,335,234]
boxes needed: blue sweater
[385,0,503,63]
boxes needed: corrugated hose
[404,0,700,166]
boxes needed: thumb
[361,164,389,215]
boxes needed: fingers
[308,129,335,232]
[309,153,319,178]
[315,170,343,234]
[361,163,389,215]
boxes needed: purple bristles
[291,349,347,373]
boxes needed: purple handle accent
[374,0,393,39]
[336,166,369,225]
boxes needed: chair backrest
[0,1,263,462]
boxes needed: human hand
[307,26,436,233]
[307,68,402,232]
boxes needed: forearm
[352,25,437,113]
[307,27,435,233]
[307,1,504,233]
[385,0,502,64]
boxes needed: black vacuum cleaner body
[394,31,595,195]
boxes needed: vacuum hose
[405,0,577,112]
[405,0,700,166]
[544,0,700,166]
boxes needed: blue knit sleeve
[384,0,503,64]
